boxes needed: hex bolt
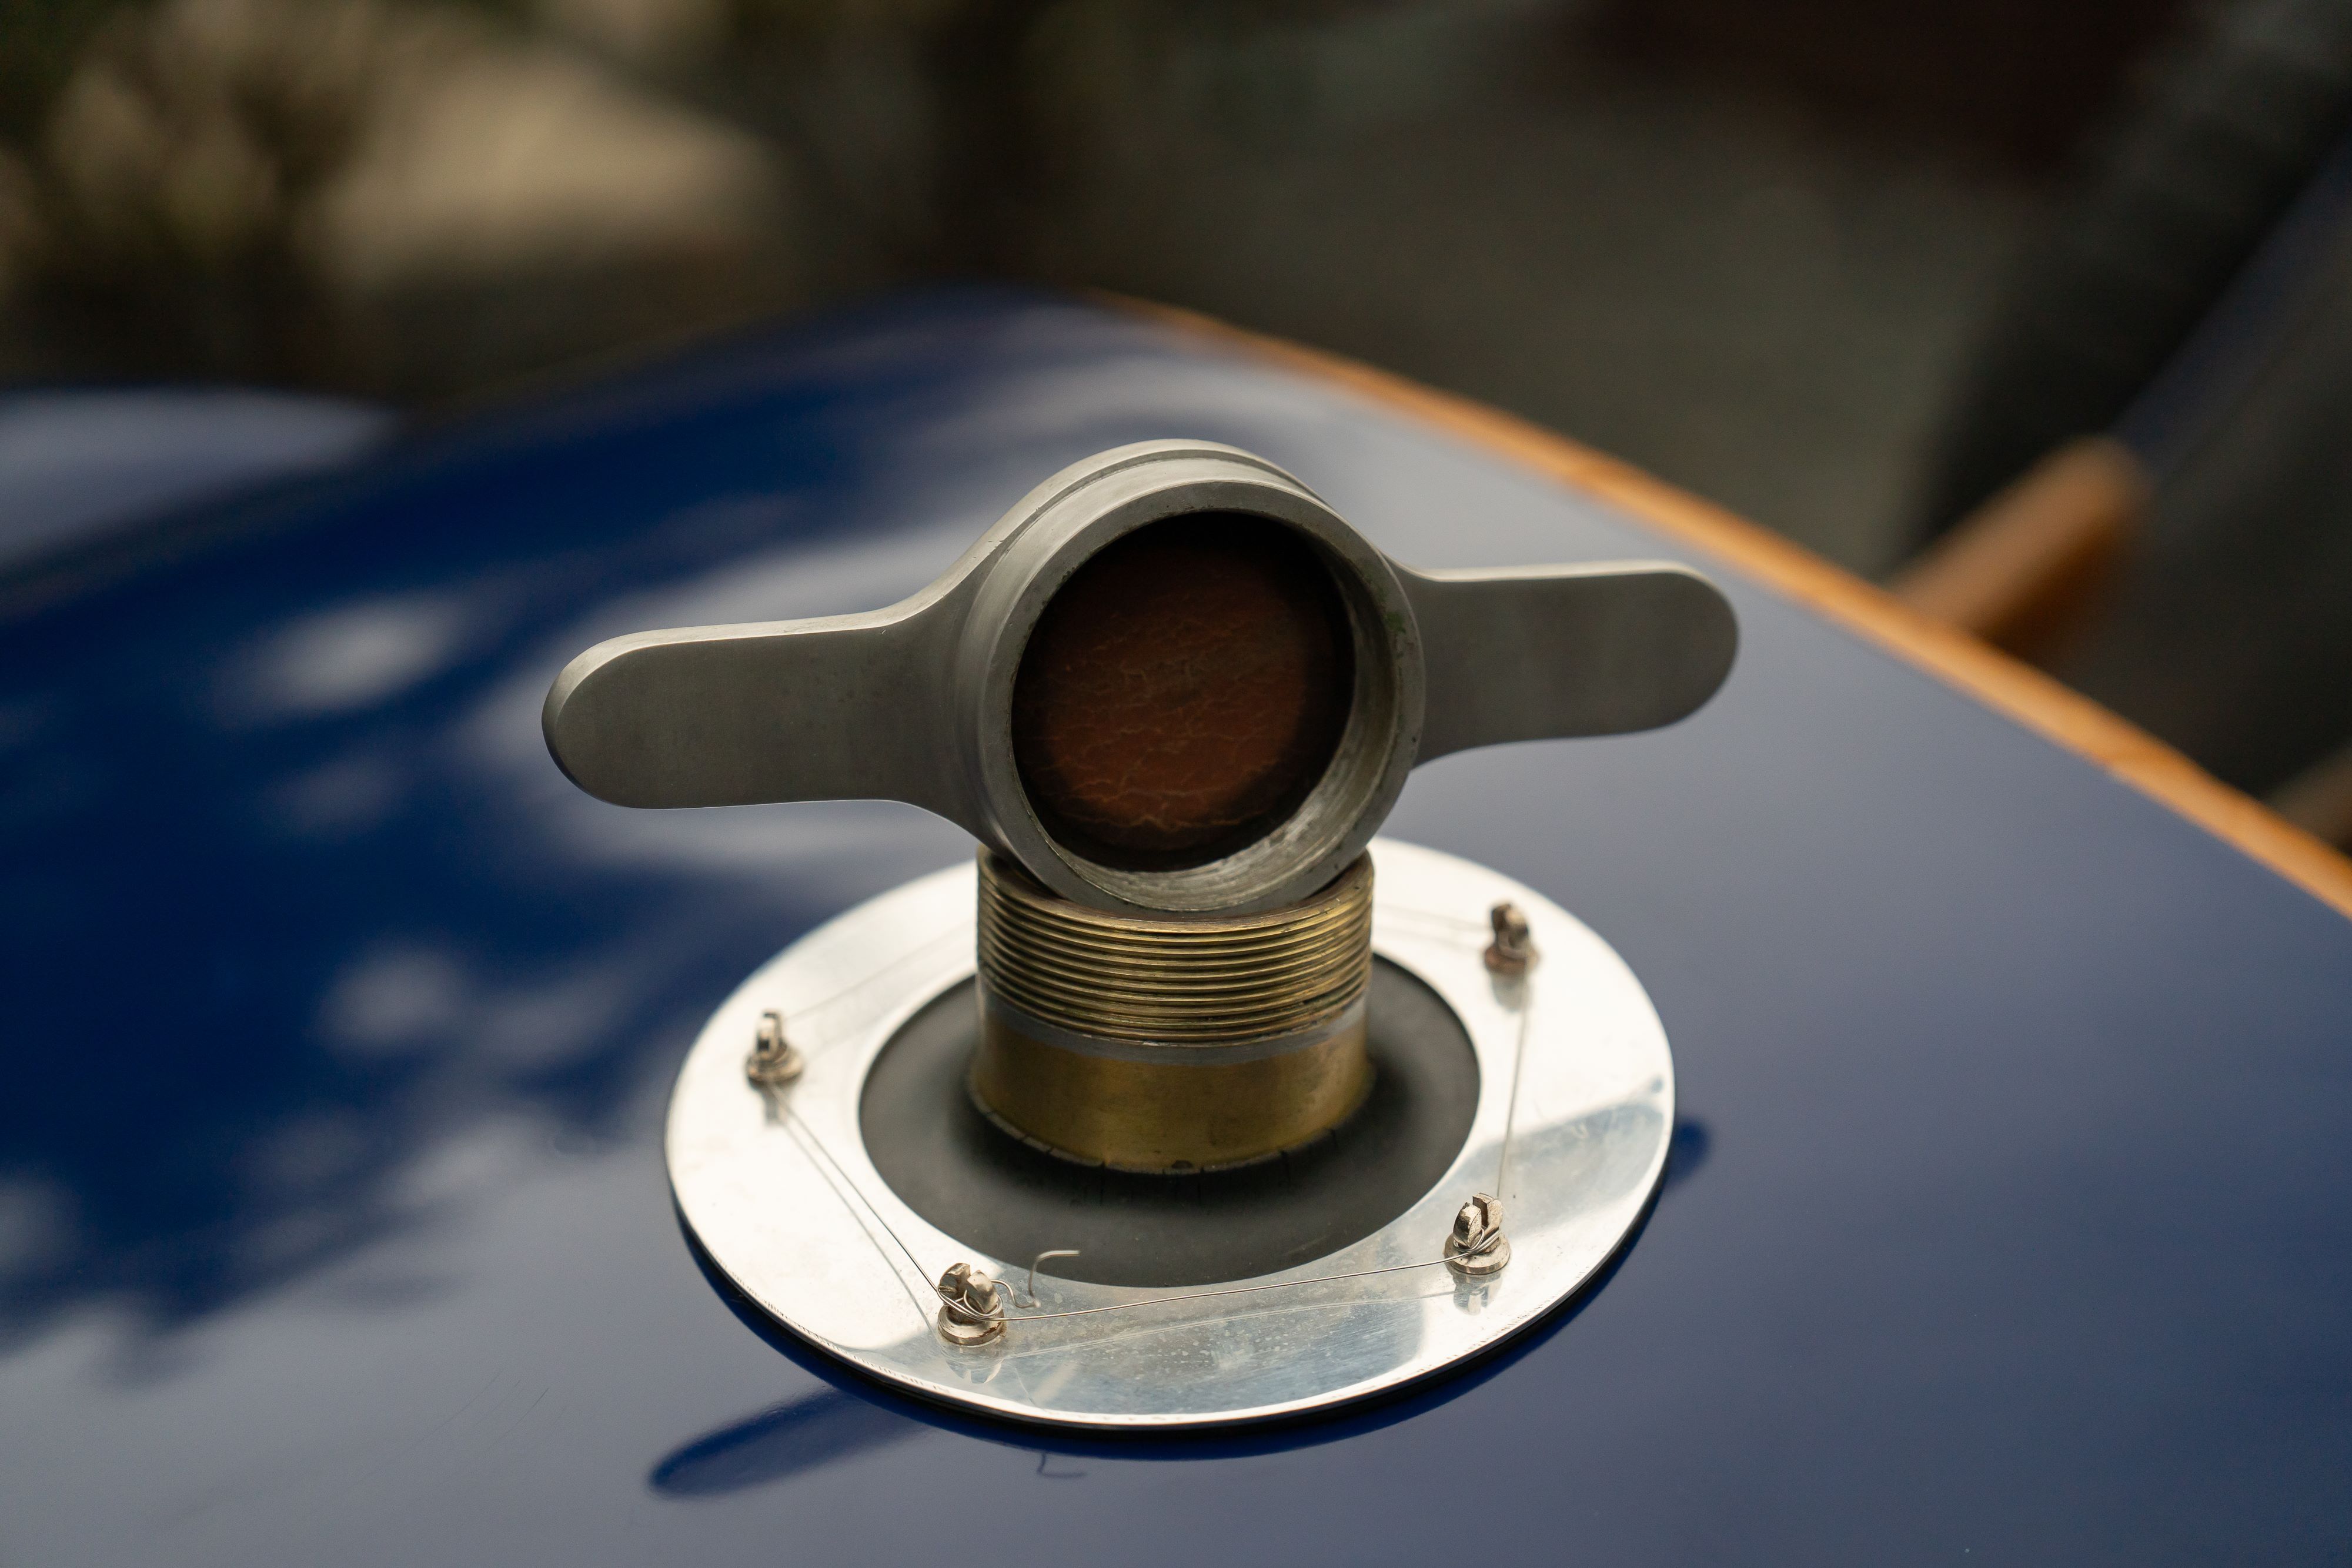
[1483,902,1537,977]
[1445,1192,1512,1278]
[935,1261,1007,1346]
[745,1009,804,1088]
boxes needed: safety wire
[1492,980,1535,1206]
[776,1103,938,1307]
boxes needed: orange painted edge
[1117,296,2352,922]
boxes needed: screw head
[746,1009,804,1086]
[936,1261,1007,1346]
[1483,902,1536,976]
[1445,1192,1511,1278]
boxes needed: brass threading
[975,851,1373,1042]
[970,850,1377,1171]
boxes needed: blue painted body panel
[2,289,2347,1563]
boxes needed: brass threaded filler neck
[971,850,1375,1172]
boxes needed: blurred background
[2,0,2349,840]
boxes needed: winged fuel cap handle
[543,440,1737,916]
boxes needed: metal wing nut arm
[1398,560,1738,762]
[542,441,1736,913]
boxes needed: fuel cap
[550,439,1734,1427]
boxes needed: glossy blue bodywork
[3,289,2348,1563]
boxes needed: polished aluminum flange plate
[666,838,1674,1429]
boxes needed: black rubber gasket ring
[859,959,1480,1289]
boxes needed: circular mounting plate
[666,838,1674,1429]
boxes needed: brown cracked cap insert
[1010,513,1354,871]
